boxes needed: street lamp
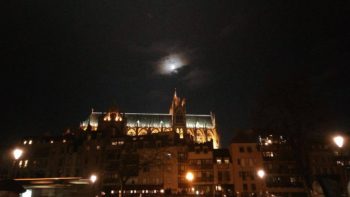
[257,169,265,179]
[13,148,23,160]
[90,174,98,197]
[257,169,266,197]
[333,135,345,148]
[333,135,346,166]
[332,134,348,196]
[90,174,98,183]
[185,171,194,195]
[186,171,194,182]
[11,148,23,178]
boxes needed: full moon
[157,54,187,75]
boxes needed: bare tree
[103,140,173,197]
[251,75,332,189]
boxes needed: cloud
[126,40,212,88]
[127,40,191,56]
[181,68,211,89]
[156,53,189,75]
[127,40,197,75]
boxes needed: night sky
[2,1,350,147]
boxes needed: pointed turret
[169,90,188,139]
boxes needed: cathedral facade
[80,91,220,149]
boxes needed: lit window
[23,140,27,145]
[28,140,32,145]
[96,145,100,150]
[217,159,222,164]
[224,158,230,164]
[19,160,23,168]
[63,139,66,143]
[50,140,54,144]
[336,161,344,166]
[24,160,28,168]
[263,152,274,157]
[290,177,296,183]
[177,128,184,139]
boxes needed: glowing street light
[185,171,194,182]
[185,171,195,195]
[13,148,23,160]
[90,174,97,183]
[12,148,23,178]
[257,169,267,197]
[333,135,345,148]
[257,169,266,179]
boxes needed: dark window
[224,171,231,181]
[143,166,150,172]
[218,171,223,181]
[239,147,245,152]
[237,159,241,165]
[247,147,252,153]
[243,184,248,191]
[239,171,247,180]
[251,184,256,191]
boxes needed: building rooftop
[82,112,214,129]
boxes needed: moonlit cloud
[157,53,188,75]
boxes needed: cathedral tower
[169,90,187,139]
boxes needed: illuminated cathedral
[80,91,220,148]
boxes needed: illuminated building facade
[229,140,266,197]
[80,91,220,149]
[2,93,349,197]
[2,92,222,196]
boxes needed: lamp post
[90,174,98,197]
[333,135,346,166]
[11,148,23,178]
[332,135,348,196]
[185,171,194,195]
[257,169,266,197]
